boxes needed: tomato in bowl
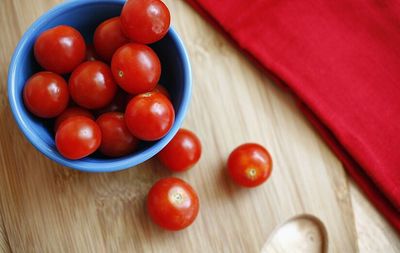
[7,0,191,172]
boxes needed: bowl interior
[9,0,190,172]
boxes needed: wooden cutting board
[0,0,387,252]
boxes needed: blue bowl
[8,0,192,172]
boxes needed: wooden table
[0,0,398,252]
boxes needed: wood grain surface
[0,0,399,252]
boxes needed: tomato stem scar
[118,70,124,78]
[246,168,257,180]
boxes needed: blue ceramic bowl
[8,0,192,172]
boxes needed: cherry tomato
[94,89,130,116]
[69,61,117,109]
[111,43,161,95]
[94,17,129,62]
[152,84,170,99]
[85,44,99,61]
[96,112,139,157]
[54,107,94,131]
[34,25,86,74]
[55,116,101,160]
[23,72,69,118]
[125,92,174,141]
[147,177,199,231]
[227,143,273,188]
[158,129,201,172]
[121,0,171,44]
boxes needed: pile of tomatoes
[22,0,273,231]
[25,0,172,160]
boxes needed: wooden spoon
[261,214,328,253]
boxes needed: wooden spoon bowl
[262,214,328,253]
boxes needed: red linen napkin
[186,0,400,231]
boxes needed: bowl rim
[7,0,192,173]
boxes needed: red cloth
[186,0,400,231]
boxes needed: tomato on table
[34,25,86,74]
[121,0,171,44]
[96,112,139,157]
[158,129,201,172]
[54,107,94,131]
[227,143,273,187]
[125,92,174,141]
[23,71,69,118]
[55,116,101,160]
[111,43,161,95]
[69,61,117,109]
[147,177,199,231]
[94,17,129,62]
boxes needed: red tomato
[23,72,69,118]
[152,84,170,99]
[34,25,86,74]
[125,92,174,141]
[94,17,129,62]
[54,107,94,131]
[55,116,101,160]
[85,44,99,61]
[227,143,273,188]
[121,0,171,44]
[94,89,130,116]
[96,112,139,157]
[69,61,117,109]
[158,129,201,172]
[147,177,199,231]
[111,43,161,95]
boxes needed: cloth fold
[186,0,400,231]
